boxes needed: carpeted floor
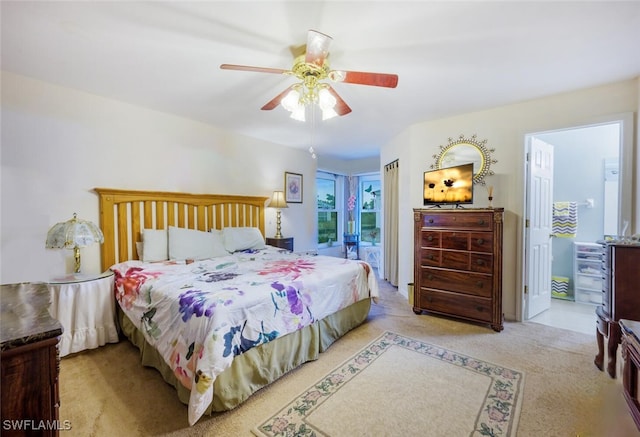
[58,275,639,436]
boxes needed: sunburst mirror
[431,134,497,186]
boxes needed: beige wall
[0,72,318,283]
[381,78,639,321]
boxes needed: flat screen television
[423,163,474,206]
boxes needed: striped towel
[553,201,577,238]
[551,276,569,296]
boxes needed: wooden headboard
[95,188,269,271]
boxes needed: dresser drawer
[470,253,493,273]
[420,267,492,297]
[420,248,441,267]
[469,232,493,253]
[420,212,493,230]
[432,251,493,273]
[418,288,493,323]
[441,250,468,270]
[421,231,441,248]
[442,232,468,250]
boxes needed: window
[317,173,338,245]
[360,177,380,244]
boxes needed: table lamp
[45,213,104,273]
[269,191,288,238]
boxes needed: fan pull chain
[309,105,317,159]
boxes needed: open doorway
[522,116,633,335]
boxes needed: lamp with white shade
[45,213,104,273]
[269,191,288,239]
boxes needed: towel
[553,201,577,238]
[551,276,570,296]
[552,201,571,216]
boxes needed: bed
[95,188,379,425]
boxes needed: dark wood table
[619,319,640,431]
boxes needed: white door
[525,137,554,319]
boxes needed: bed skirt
[118,297,372,415]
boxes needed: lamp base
[73,246,81,273]
[275,210,283,239]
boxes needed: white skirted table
[47,271,119,357]
[362,245,380,269]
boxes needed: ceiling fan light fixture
[281,89,300,112]
[318,88,338,120]
[289,105,306,122]
[321,107,338,120]
[222,30,396,120]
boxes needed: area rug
[253,331,524,437]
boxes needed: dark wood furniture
[266,237,294,251]
[1,283,64,436]
[620,319,640,431]
[413,208,504,332]
[344,233,359,259]
[595,243,640,378]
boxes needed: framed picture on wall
[284,172,303,203]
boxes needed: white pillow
[222,227,266,252]
[142,229,168,262]
[168,226,229,260]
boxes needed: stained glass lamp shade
[45,213,104,273]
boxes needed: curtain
[383,159,399,286]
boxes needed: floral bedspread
[111,247,379,425]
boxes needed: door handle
[549,233,559,239]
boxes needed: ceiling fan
[220,30,398,120]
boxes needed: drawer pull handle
[476,259,485,266]
[428,274,434,281]
[427,236,433,241]
[478,219,485,225]
[476,238,484,245]
[476,281,484,288]
[427,254,434,260]
[476,306,484,312]
[428,218,434,224]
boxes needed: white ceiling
[2,1,639,159]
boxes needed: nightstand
[47,271,119,357]
[266,237,294,251]
[1,283,64,436]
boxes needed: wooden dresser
[595,243,640,378]
[620,319,640,431]
[1,283,64,436]
[413,208,504,332]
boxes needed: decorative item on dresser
[620,319,640,431]
[266,237,294,251]
[47,271,118,357]
[594,243,640,378]
[1,282,65,436]
[413,208,504,332]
